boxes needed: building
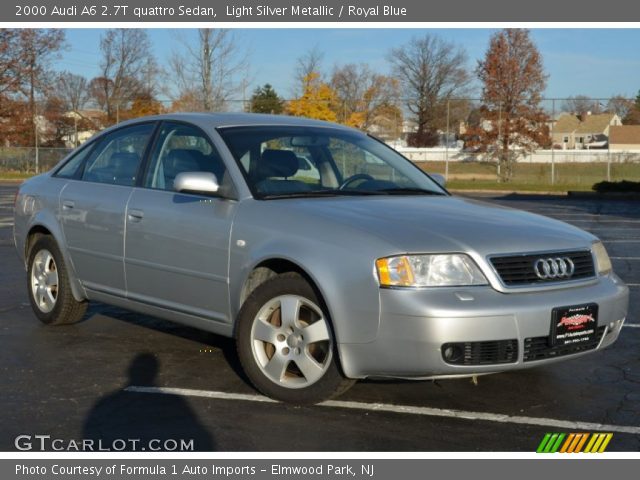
[552,112,622,149]
[609,125,640,150]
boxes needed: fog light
[442,343,463,363]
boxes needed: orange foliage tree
[465,29,550,181]
[286,73,337,122]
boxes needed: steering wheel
[339,173,375,190]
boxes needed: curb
[567,191,640,200]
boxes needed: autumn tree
[248,84,284,114]
[0,30,25,115]
[95,29,157,124]
[330,63,400,132]
[169,29,247,111]
[605,95,632,119]
[622,90,640,125]
[286,72,337,122]
[468,29,549,182]
[122,93,164,119]
[388,35,471,147]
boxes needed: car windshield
[216,126,447,199]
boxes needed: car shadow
[82,352,216,451]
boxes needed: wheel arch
[236,257,339,340]
[25,222,87,302]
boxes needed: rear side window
[82,123,155,186]
[55,145,93,179]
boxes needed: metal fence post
[445,98,450,181]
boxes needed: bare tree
[169,29,248,112]
[388,35,471,147]
[56,71,91,146]
[330,63,400,131]
[57,71,89,113]
[562,95,602,117]
[293,46,325,97]
[97,29,155,123]
[18,29,66,148]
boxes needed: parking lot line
[125,386,640,435]
[623,324,640,328]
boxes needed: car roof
[108,112,359,132]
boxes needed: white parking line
[125,386,640,435]
[623,324,640,328]
[611,257,640,260]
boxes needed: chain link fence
[2,96,639,190]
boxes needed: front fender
[229,234,383,345]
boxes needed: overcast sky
[60,28,640,100]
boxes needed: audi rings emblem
[533,257,575,280]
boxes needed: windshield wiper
[377,188,446,196]
[260,190,342,199]
[260,189,388,199]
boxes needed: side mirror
[174,172,219,195]
[430,173,446,188]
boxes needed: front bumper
[338,275,629,379]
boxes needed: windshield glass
[216,126,447,199]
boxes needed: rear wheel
[27,236,87,325]
[236,272,355,404]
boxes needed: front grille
[490,250,595,286]
[442,340,518,366]
[523,326,606,362]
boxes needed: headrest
[166,149,206,172]
[110,152,139,168]
[257,149,299,179]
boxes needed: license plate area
[551,303,598,347]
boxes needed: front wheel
[27,235,87,325]
[236,273,355,404]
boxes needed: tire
[236,272,355,404]
[27,235,87,325]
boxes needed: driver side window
[144,122,228,192]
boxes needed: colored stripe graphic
[538,433,613,453]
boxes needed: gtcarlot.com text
[14,434,194,451]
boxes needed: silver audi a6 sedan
[14,113,629,403]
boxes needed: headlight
[375,254,488,287]
[592,241,612,275]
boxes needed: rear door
[124,121,236,322]
[59,123,155,296]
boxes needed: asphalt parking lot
[1,183,638,452]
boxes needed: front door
[124,121,236,322]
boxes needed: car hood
[274,195,597,256]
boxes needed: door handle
[62,200,75,210]
[127,209,144,222]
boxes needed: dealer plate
[551,303,598,347]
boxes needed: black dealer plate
[551,303,598,347]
